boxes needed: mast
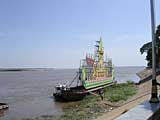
[98,37,104,67]
[149,0,159,103]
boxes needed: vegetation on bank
[53,82,137,120]
[22,82,137,120]
[104,81,137,102]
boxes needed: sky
[0,0,160,68]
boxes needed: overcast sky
[0,0,160,68]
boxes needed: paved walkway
[116,99,160,120]
[96,80,160,120]
[96,81,152,120]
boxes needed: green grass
[54,95,103,120]
[104,81,137,102]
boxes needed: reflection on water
[0,67,144,120]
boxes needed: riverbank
[23,82,137,120]
[96,79,151,120]
[54,82,137,120]
[96,68,160,120]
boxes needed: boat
[53,37,115,101]
[0,103,9,110]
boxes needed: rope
[69,72,79,87]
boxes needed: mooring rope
[69,72,79,87]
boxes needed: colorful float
[53,37,115,101]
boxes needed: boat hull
[53,86,86,102]
[53,92,85,101]
[53,81,115,102]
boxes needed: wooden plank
[88,91,99,97]
[85,82,114,93]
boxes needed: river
[0,67,144,120]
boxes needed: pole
[149,0,159,103]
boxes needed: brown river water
[0,67,144,120]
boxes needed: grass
[104,81,137,102]
[53,95,103,120]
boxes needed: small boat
[53,37,115,101]
[0,103,9,110]
[53,85,85,101]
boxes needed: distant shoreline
[0,68,54,72]
[0,66,145,72]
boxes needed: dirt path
[96,81,152,120]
